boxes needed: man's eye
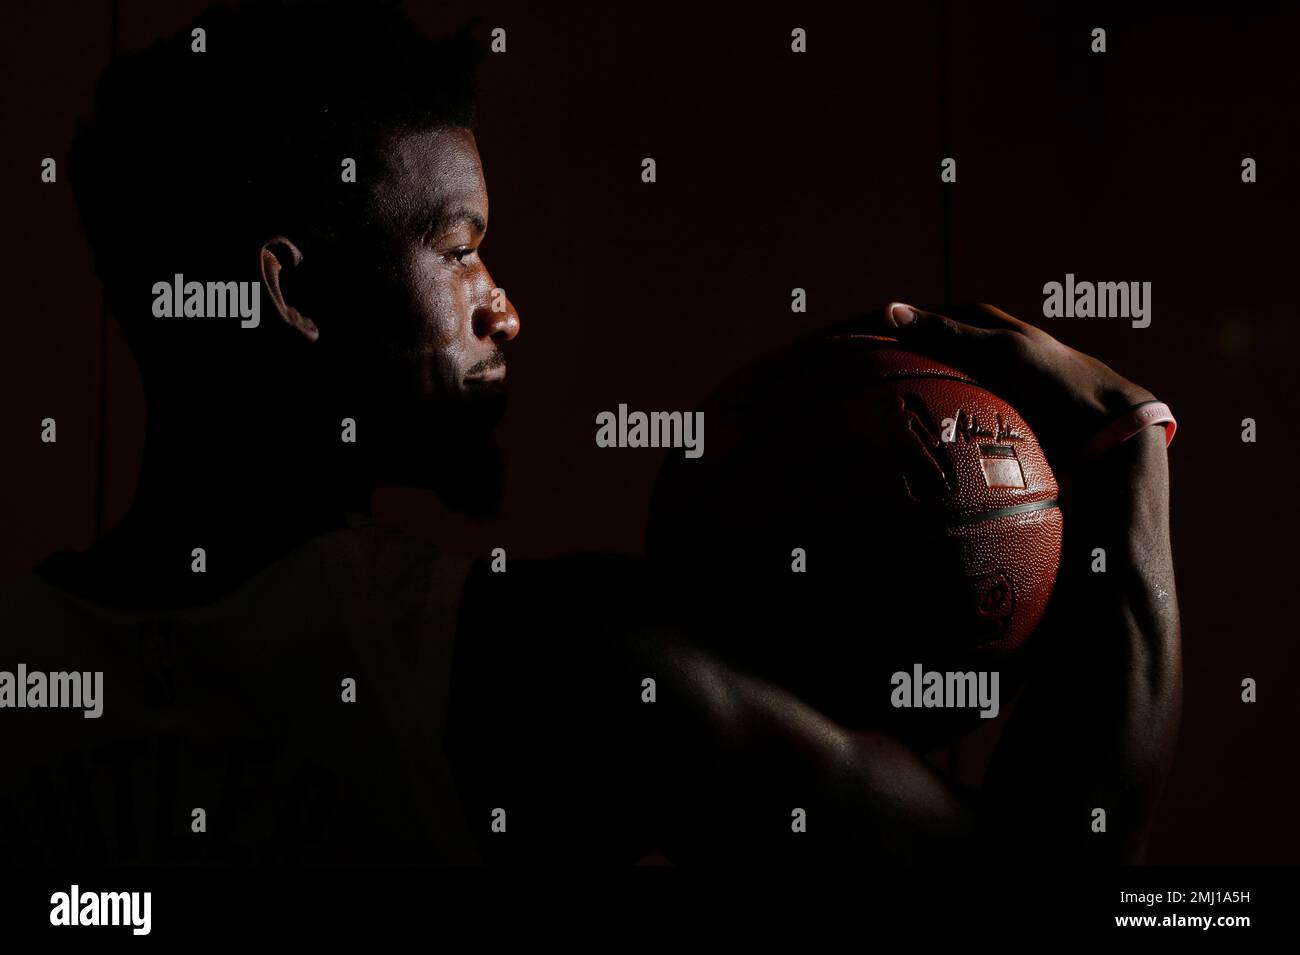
[445,247,477,266]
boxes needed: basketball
[648,332,1062,743]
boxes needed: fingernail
[888,303,917,327]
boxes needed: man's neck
[47,415,375,611]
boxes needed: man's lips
[463,364,506,383]
[464,350,507,383]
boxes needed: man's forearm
[983,425,1183,861]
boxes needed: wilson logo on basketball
[974,572,1014,618]
[899,396,1028,492]
[972,572,1016,643]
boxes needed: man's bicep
[640,641,982,864]
[445,555,979,864]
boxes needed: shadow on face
[304,128,523,508]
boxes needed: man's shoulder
[304,520,476,609]
[0,568,99,654]
[0,522,480,644]
[0,570,52,618]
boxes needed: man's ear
[260,236,319,342]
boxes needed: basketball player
[0,2,1179,865]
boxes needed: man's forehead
[374,126,486,217]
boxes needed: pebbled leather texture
[825,338,1062,656]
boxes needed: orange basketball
[648,333,1062,741]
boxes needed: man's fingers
[880,302,1014,378]
[885,301,1028,332]
[950,303,1037,334]
[882,301,924,330]
[883,301,1002,343]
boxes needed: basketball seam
[878,370,981,386]
[943,498,1060,526]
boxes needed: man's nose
[472,280,521,344]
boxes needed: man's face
[356,125,520,402]
[322,126,520,506]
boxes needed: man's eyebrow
[424,204,487,237]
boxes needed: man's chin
[458,387,508,432]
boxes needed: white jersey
[0,520,479,864]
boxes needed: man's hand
[881,302,1157,462]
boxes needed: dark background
[1,0,1296,863]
